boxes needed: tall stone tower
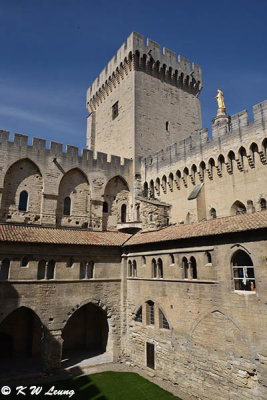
[86,32,203,162]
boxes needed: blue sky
[0,0,266,150]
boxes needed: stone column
[41,328,63,373]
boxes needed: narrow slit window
[112,101,119,120]
[63,197,71,216]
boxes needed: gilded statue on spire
[215,89,226,115]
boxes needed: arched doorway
[62,303,110,367]
[0,307,42,375]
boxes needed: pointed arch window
[47,260,55,279]
[158,258,163,278]
[19,190,28,211]
[132,260,137,277]
[190,256,197,279]
[152,258,157,278]
[182,257,189,279]
[159,309,170,330]
[232,250,255,291]
[63,196,71,216]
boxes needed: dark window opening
[121,204,127,223]
[190,256,197,279]
[166,121,169,132]
[128,260,132,277]
[133,260,137,277]
[158,258,163,278]
[63,197,71,216]
[87,261,94,279]
[21,257,28,267]
[112,101,119,120]
[47,260,55,280]
[210,208,217,219]
[146,342,155,369]
[103,202,108,213]
[182,257,188,279]
[205,251,212,264]
[19,191,28,211]
[0,259,10,280]
[80,261,86,279]
[135,307,142,323]
[260,198,266,210]
[37,260,46,280]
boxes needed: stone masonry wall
[123,235,267,400]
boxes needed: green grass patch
[39,371,181,400]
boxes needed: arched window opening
[218,154,225,171]
[143,182,148,198]
[142,256,146,265]
[232,250,255,291]
[152,259,157,278]
[63,196,71,216]
[199,161,206,180]
[21,257,28,267]
[190,256,197,279]
[159,309,170,330]
[0,259,10,280]
[158,258,163,278]
[155,178,160,195]
[162,175,167,193]
[133,260,137,277]
[79,261,86,279]
[135,306,142,323]
[149,180,154,198]
[183,167,189,183]
[37,260,46,280]
[205,251,212,264]
[87,261,94,279]
[231,201,246,215]
[103,202,108,213]
[210,208,217,219]
[250,143,258,163]
[121,204,127,223]
[166,121,169,132]
[168,173,174,191]
[146,301,154,325]
[260,198,266,211]
[228,151,235,172]
[191,164,197,182]
[47,260,55,280]
[175,170,181,186]
[238,147,246,169]
[208,158,215,178]
[128,260,132,277]
[18,191,28,211]
[182,257,188,279]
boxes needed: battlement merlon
[0,131,133,172]
[86,31,203,111]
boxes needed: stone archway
[61,303,111,368]
[0,307,43,376]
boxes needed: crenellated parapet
[87,31,202,113]
[0,130,133,177]
[142,100,267,180]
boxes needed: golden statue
[215,89,226,114]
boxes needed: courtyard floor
[41,371,181,400]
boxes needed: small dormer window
[112,101,119,120]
